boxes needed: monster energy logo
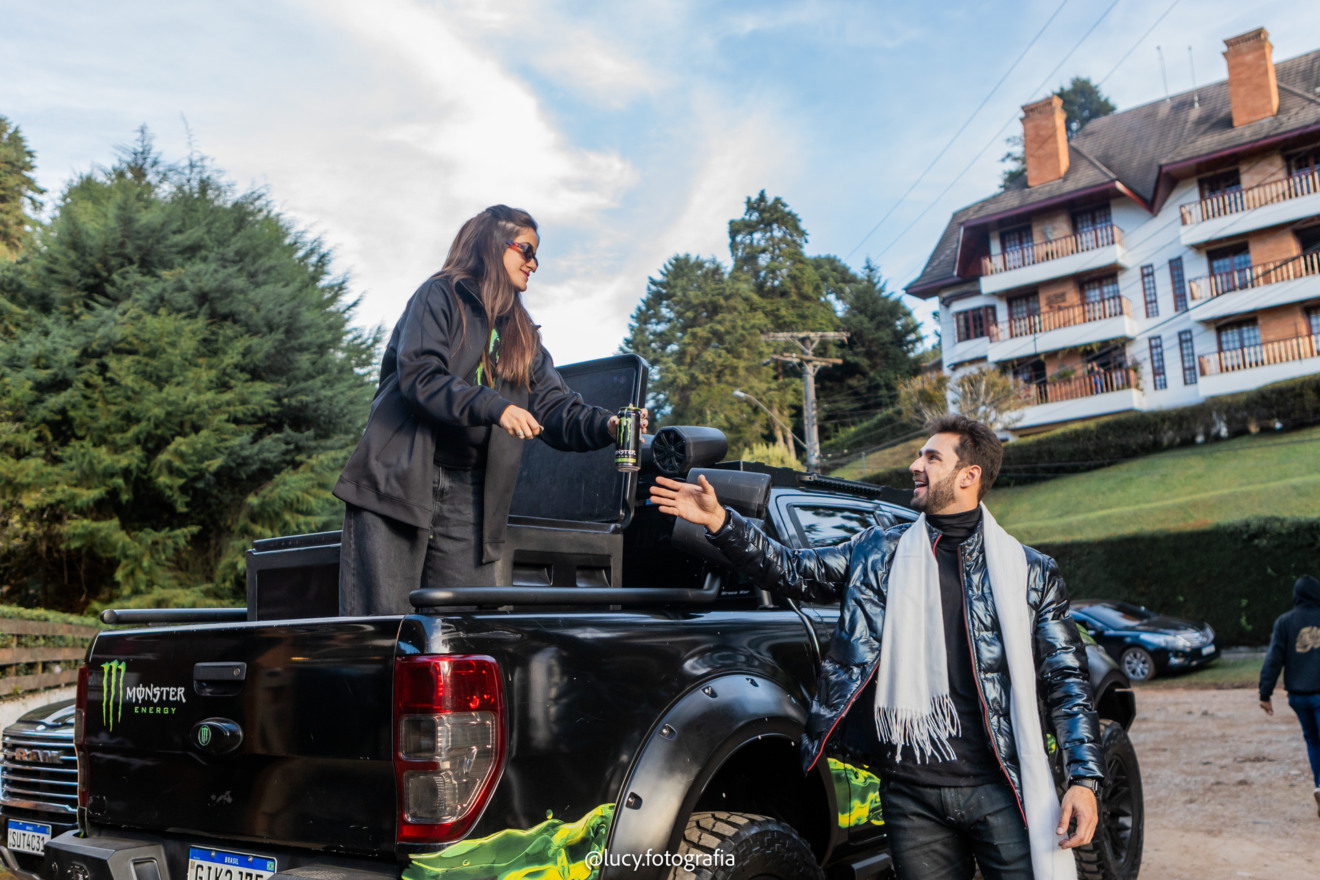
[102,660,126,731]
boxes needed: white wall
[0,686,75,731]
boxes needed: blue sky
[6,0,1320,363]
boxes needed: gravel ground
[1132,686,1319,879]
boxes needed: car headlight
[1144,633,1193,650]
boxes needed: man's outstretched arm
[649,475,855,604]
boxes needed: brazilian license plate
[7,819,51,855]
[187,847,277,880]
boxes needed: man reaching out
[650,415,1102,880]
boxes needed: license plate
[1202,645,1215,656]
[7,819,51,855]
[187,847,277,880]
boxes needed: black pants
[883,779,1033,880]
[339,466,498,615]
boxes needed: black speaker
[649,426,729,477]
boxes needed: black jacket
[333,276,614,562]
[708,510,1104,810]
[1259,575,1320,700]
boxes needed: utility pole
[762,331,848,473]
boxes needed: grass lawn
[985,424,1320,544]
[826,435,923,482]
[1140,653,1264,690]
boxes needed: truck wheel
[1119,647,1155,682]
[1074,721,1144,880]
[670,811,823,880]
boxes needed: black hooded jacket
[333,276,614,563]
[1259,575,1320,700]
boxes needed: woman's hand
[608,408,650,438]
[499,405,543,440]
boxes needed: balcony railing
[990,296,1131,341]
[1188,250,1320,300]
[982,224,1122,275]
[1180,169,1320,225]
[1199,332,1320,376]
[1030,366,1139,405]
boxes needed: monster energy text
[100,660,188,730]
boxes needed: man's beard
[912,471,958,513]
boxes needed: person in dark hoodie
[333,205,643,615]
[1259,574,1320,817]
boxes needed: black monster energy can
[614,405,642,472]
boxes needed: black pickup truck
[39,356,1142,880]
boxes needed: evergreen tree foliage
[624,194,922,454]
[0,115,44,261]
[1000,77,1116,189]
[812,257,923,433]
[0,131,378,611]
[625,255,772,451]
[728,192,839,448]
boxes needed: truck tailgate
[85,618,401,855]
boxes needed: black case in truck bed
[47,355,1143,880]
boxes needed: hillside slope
[986,425,1320,544]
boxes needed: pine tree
[812,257,924,434]
[625,255,772,451]
[625,196,922,455]
[728,192,839,449]
[0,115,44,260]
[0,131,378,611]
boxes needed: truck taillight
[393,655,505,844]
[75,664,90,809]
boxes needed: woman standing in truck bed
[334,205,636,615]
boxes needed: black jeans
[883,779,1032,880]
[1288,692,1320,787]
[339,466,498,616]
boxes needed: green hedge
[859,372,1320,490]
[1036,517,1320,647]
[0,605,99,627]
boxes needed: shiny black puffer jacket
[708,509,1104,804]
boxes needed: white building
[906,27,1320,436]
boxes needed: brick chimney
[1021,95,1069,187]
[1223,27,1279,127]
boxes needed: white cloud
[310,0,637,220]
[535,105,802,361]
[529,28,663,108]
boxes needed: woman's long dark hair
[434,205,539,388]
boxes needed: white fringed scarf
[874,504,1077,880]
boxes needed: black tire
[669,811,824,880]
[1074,721,1144,880]
[1119,646,1155,682]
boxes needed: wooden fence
[1,618,99,698]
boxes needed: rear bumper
[42,832,400,880]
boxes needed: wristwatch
[1069,777,1102,793]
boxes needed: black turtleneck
[883,506,1002,786]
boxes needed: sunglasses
[505,240,538,264]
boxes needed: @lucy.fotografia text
[584,849,735,871]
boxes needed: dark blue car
[1072,599,1219,682]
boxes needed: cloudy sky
[6,0,1320,363]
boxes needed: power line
[1097,0,1181,86]
[864,0,1126,266]
[843,0,1074,260]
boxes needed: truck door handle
[194,662,247,696]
